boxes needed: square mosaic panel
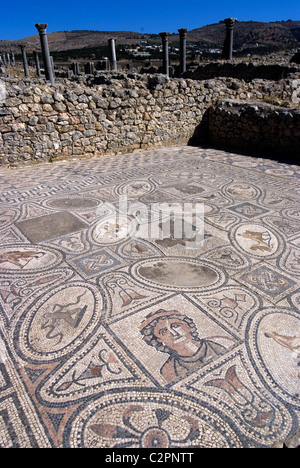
[228,202,269,219]
[109,294,240,387]
[237,264,298,301]
[15,211,88,243]
[69,248,124,278]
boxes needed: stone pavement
[0,145,299,448]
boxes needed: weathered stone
[5,98,22,107]
[53,92,65,102]
[28,116,39,126]
[0,71,299,165]
[42,104,54,112]
[41,94,54,104]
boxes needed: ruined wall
[0,73,299,165]
[208,99,300,157]
[185,62,300,82]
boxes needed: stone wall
[184,62,300,82]
[208,99,300,157]
[0,73,299,165]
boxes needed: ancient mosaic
[0,146,299,448]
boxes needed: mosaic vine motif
[0,146,299,448]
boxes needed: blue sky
[1,0,299,40]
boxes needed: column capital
[35,23,48,34]
[224,18,237,29]
[19,44,26,50]
[159,32,170,39]
[178,28,188,36]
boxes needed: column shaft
[20,45,29,77]
[222,18,237,60]
[159,32,170,76]
[178,28,187,75]
[108,39,117,71]
[34,51,41,77]
[35,23,55,84]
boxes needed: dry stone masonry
[209,99,300,157]
[0,69,299,165]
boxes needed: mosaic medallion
[247,307,300,409]
[233,223,280,258]
[90,216,135,245]
[223,182,260,200]
[0,245,63,273]
[14,282,104,363]
[46,197,100,210]
[116,179,154,197]
[131,257,225,292]
[66,390,243,448]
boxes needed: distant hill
[187,20,300,49]
[0,20,299,53]
[0,30,149,52]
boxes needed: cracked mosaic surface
[0,146,299,448]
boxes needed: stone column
[108,38,117,71]
[10,51,15,66]
[35,23,55,84]
[20,45,29,77]
[178,28,188,75]
[222,18,237,60]
[2,52,7,66]
[71,62,80,75]
[85,62,94,74]
[50,56,55,77]
[159,32,170,76]
[34,51,41,77]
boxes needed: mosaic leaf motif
[69,392,243,448]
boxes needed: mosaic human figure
[140,309,227,383]
[238,229,274,252]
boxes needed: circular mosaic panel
[232,223,280,258]
[90,216,137,245]
[46,197,100,210]
[66,390,243,448]
[0,245,63,273]
[131,257,226,292]
[14,281,104,363]
[247,307,300,409]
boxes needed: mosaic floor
[0,145,299,448]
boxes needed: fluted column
[35,23,55,84]
[178,28,187,75]
[159,32,170,76]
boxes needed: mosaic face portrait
[140,309,227,383]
